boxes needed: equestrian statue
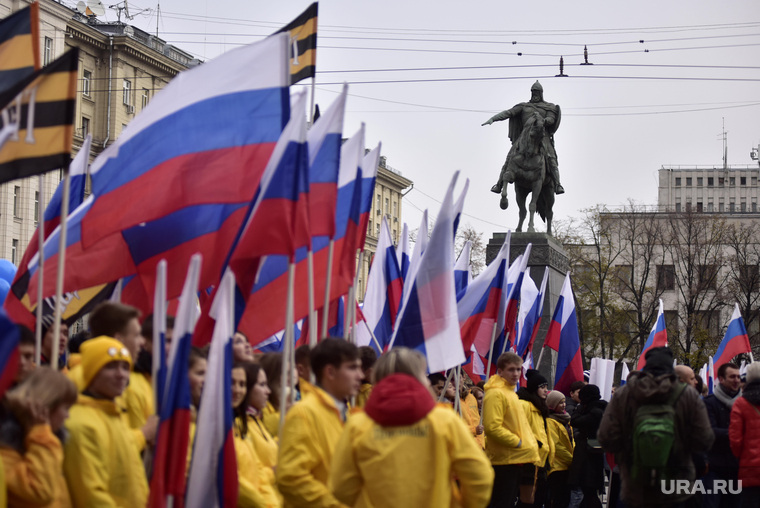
[482,80,562,236]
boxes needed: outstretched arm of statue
[481,109,512,126]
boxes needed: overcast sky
[77,0,760,241]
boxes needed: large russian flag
[81,34,290,249]
[186,270,238,508]
[150,256,200,508]
[543,273,583,395]
[636,299,667,370]
[713,303,751,377]
[515,267,549,359]
[356,216,402,351]
[390,173,467,373]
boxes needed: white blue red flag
[356,216,402,352]
[396,222,410,282]
[707,356,715,395]
[186,269,238,508]
[399,211,428,316]
[515,267,549,358]
[713,303,751,377]
[0,308,20,395]
[390,173,466,373]
[543,272,584,395]
[150,255,201,508]
[454,241,472,295]
[637,299,667,370]
[620,362,630,386]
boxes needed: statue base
[486,232,570,386]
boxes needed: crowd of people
[0,303,758,508]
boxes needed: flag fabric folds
[396,222,410,282]
[390,172,466,373]
[620,362,630,386]
[150,255,200,508]
[713,303,752,376]
[186,269,238,508]
[454,241,472,295]
[707,356,715,395]
[515,267,548,359]
[0,47,78,183]
[81,34,291,248]
[0,308,20,395]
[275,3,318,85]
[543,273,583,395]
[636,299,667,370]
[0,3,39,94]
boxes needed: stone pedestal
[486,232,569,385]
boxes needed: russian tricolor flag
[515,267,549,359]
[544,273,584,395]
[454,241,472,295]
[150,255,200,508]
[0,308,20,395]
[396,222,410,282]
[713,303,752,377]
[356,216,402,351]
[390,173,467,373]
[186,269,238,508]
[708,356,715,394]
[637,299,667,370]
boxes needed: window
[43,37,52,65]
[697,177,703,187]
[375,224,380,236]
[730,201,735,213]
[707,202,714,212]
[385,197,389,213]
[13,186,20,218]
[719,202,725,212]
[675,177,681,186]
[685,201,692,212]
[707,177,714,186]
[697,265,717,291]
[697,201,703,212]
[741,200,747,212]
[752,177,758,186]
[34,191,39,222]
[11,240,18,265]
[753,199,758,212]
[730,177,736,186]
[393,201,397,217]
[675,202,681,212]
[82,70,91,96]
[741,176,747,186]
[686,177,692,186]
[657,265,675,291]
[81,116,90,137]
[141,88,149,109]
[123,79,132,105]
[740,265,760,292]
[719,177,725,187]
[376,194,381,211]
[614,264,633,290]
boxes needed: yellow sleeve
[63,420,117,507]
[235,438,278,508]
[0,425,61,505]
[262,403,280,440]
[483,391,521,448]
[446,412,495,508]
[548,421,572,469]
[124,374,154,429]
[328,420,363,507]
[276,406,343,508]
[0,447,6,508]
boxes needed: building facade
[658,165,760,214]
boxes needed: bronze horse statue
[499,112,555,235]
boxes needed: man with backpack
[598,347,714,507]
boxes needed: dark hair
[694,374,704,394]
[569,381,586,393]
[310,338,358,384]
[89,302,140,337]
[294,344,311,367]
[358,346,378,372]
[233,362,263,440]
[68,330,91,354]
[717,362,740,380]
[497,352,522,369]
[141,314,176,342]
[428,373,446,385]
[259,353,283,411]
[17,325,34,346]
[188,346,208,369]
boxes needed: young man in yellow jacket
[276,338,362,508]
[482,352,539,507]
[63,336,149,507]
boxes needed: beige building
[0,0,194,265]
[658,165,760,213]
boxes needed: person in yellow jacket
[482,352,539,507]
[244,363,280,503]
[231,364,280,508]
[330,347,494,508]
[354,346,377,409]
[276,338,362,508]
[0,367,77,508]
[260,353,287,439]
[62,336,148,507]
[462,388,485,449]
[516,369,555,507]
[545,390,574,508]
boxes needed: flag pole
[455,365,463,417]
[51,166,72,371]
[501,331,511,355]
[320,239,335,339]
[438,368,455,403]
[307,250,317,347]
[536,345,547,370]
[279,260,296,436]
[348,249,364,342]
[358,309,383,352]
[480,322,499,426]
[34,174,45,366]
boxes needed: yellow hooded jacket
[233,423,280,508]
[354,383,372,409]
[63,394,148,507]
[330,403,493,508]
[519,399,555,468]
[0,424,71,508]
[123,372,154,430]
[276,385,346,508]
[262,401,280,440]
[247,415,278,469]
[462,393,485,449]
[482,375,539,466]
[546,417,574,473]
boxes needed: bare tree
[724,221,760,356]
[455,223,486,276]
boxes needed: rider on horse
[482,81,564,196]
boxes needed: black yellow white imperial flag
[275,3,317,85]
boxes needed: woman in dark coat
[568,384,607,508]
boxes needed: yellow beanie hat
[80,336,132,388]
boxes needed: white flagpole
[349,250,364,342]
[438,368,455,403]
[480,322,499,425]
[34,174,45,366]
[358,309,383,352]
[307,250,317,347]
[320,239,335,339]
[501,331,511,355]
[455,365,463,417]
[152,260,167,407]
[536,345,547,370]
[51,167,71,370]
[279,261,296,435]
